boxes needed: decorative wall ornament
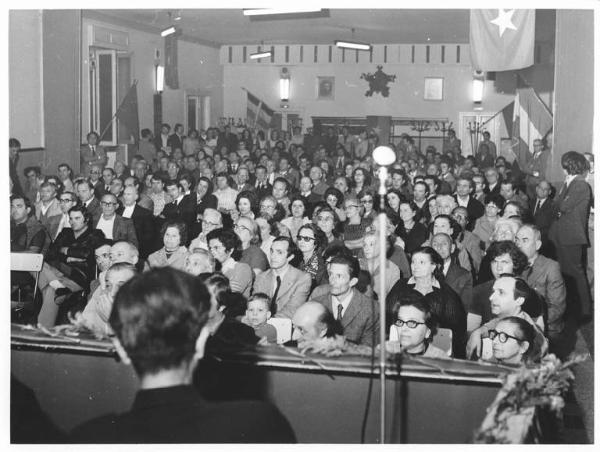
[360,65,396,97]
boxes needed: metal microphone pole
[377,165,388,444]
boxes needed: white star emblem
[490,9,517,37]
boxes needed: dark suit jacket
[530,197,556,238]
[154,134,169,152]
[483,182,501,196]
[117,204,155,258]
[46,227,106,290]
[444,262,473,313]
[94,215,138,248]
[313,289,379,347]
[84,198,102,224]
[254,182,273,201]
[549,176,591,246]
[167,133,184,151]
[162,195,197,232]
[70,385,295,443]
[253,266,312,319]
[455,196,484,225]
[522,254,566,334]
[93,184,110,200]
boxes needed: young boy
[245,293,277,344]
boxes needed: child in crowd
[244,292,277,344]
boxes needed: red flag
[470,9,535,71]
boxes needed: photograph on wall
[317,76,335,100]
[424,77,444,101]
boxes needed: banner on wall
[470,9,535,71]
[115,80,140,144]
[244,88,274,130]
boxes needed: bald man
[290,301,342,348]
[94,194,138,247]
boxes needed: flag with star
[470,9,535,71]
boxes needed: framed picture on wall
[317,76,335,100]
[424,77,444,101]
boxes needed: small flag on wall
[470,9,535,71]
[245,89,275,129]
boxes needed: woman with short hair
[145,220,190,271]
[206,228,253,298]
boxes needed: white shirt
[332,289,354,320]
[122,204,135,218]
[565,174,577,188]
[40,199,56,216]
[96,215,116,239]
[456,196,470,208]
[442,260,451,276]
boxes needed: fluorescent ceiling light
[156,66,164,92]
[250,51,272,60]
[280,78,290,101]
[243,8,322,16]
[335,40,372,51]
[161,26,176,37]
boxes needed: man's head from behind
[110,241,139,266]
[109,267,212,376]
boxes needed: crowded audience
[9,124,594,368]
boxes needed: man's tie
[337,304,344,322]
[271,276,282,308]
[91,145,96,156]
[525,264,534,280]
[534,200,541,215]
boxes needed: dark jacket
[70,385,295,443]
[116,204,155,258]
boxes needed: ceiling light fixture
[335,40,371,51]
[243,8,322,16]
[161,26,176,37]
[250,51,272,60]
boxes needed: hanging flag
[115,80,140,144]
[165,34,179,89]
[470,9,535,71]
[511,82,553,169]
[245,89,274,130]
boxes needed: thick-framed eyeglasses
[101,201,117,207]
[361,199,373,204]
[59,198,75,203]
[488,330,521,343]
[234,224,251,233]
[297,235,315,243]
[394,319,425,329]
[344,205,360,210]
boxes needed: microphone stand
[377,165,388,444]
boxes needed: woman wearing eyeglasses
[358,189,377,224]
[297,224,328,290]
[386,246,467,358]
[387,292,448,359]
[488,316,540,365]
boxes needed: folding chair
[11,253,44,310]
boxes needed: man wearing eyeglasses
[51,192,80,240]
[93,194,138,248]
[189,208,222,251]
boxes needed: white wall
[81,18,223,139]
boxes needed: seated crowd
[9,125,594,369]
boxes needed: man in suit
[167,123,185,152]
[80,132,107,177]
[548,151,593,320]
[432,233,472,313]
[516,224,566,340]
[311,255,379,347]
[161,180,196,236]
[276,154,300,190]
[94,168,115,199]
[298,176,322,217]
[216,125,239,154]
[35,182,62,239]
[50,191,79,240]
[70,267,295,443]
[523,139,550,200]
[76,180,102,223]
[154,123,171,153]
[117,186,155,259]
[123,176,154,213]
[454,176,484,228]
[483,167,501,196]
[94,194,138,248]
[253,237,311,320]
[500,178,529,211]
[530,180,556,254]
[254,165,272,200]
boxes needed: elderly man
[309,166,328,197]
[290,301,342,348]
[435,194,457,217]
[94,194,138,247]
[515,224,566,340]
[117,186,155,258]
[189,208,222,251]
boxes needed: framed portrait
[424,77,444,101]
[317,76,335,100]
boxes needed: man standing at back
[70,267,295,443]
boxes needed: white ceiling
[86,9,473,47]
